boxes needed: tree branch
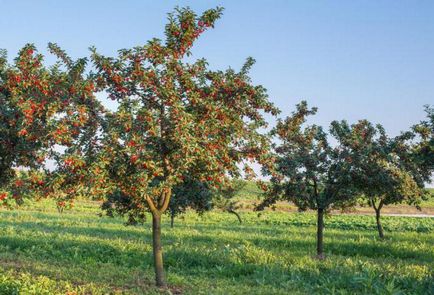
[378,199,384,211]
[146,195,159,216]
[159,188,172,213]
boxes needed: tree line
[0,7,432,288]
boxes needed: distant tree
[168,178,246,226]
[213,179,246,224]
[411,105,434,183]
[101,189,149,225]
[91,7,278,287]
[259,102,356,258]
[0,44,101,208]
[331,119,429,239]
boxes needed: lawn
[0,199,433,294]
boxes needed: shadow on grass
[0,216,431,266]
[0,217,432,294]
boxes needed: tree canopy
[331,117,429,238]
[89,7,279,286]
[0,44,102,207]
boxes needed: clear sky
[1,0,433,135]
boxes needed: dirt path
[357,213,434,218]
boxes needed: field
[0,199,433,294]
[235,184,434,215]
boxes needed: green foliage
[168,178,213,219]
[331,119,428,209]
[89,5,278,218]
[411,105,434,183]
[0,43,103,207]
[261,101,357,212]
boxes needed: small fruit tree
[259,102,356,258]
[411,105,434,185]
[331,119,428,239]
[0,44,100,207]
[90,7,278,287]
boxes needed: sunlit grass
[0,200,433,294]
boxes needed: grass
[0,199,433,294]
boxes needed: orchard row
[0,7,432,288]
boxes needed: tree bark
[316,208,325,259]
[170,211,174,228]
[370,199,385,239]
[152,213,166,287]
[375,208,384,239]
[228,209,242,224]
[146,189,171,287]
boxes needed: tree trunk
[228,209,242,224]
[146,188,171,287]
[370,199,385,239]
[170,212,174,228]
[316,208,325,259]
[152,213,166,287]
[375,208,384,239]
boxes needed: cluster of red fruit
[0,192,8,201]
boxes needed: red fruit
[15,180,24,187]
[112,75,122,84]
[130,155,139,163]
[18,129,28,136]
[0,193,7,201]
[85,82,95,92]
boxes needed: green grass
[233,180,263,201]
[0,200,433,294]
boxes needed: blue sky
[1,0,433,135]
